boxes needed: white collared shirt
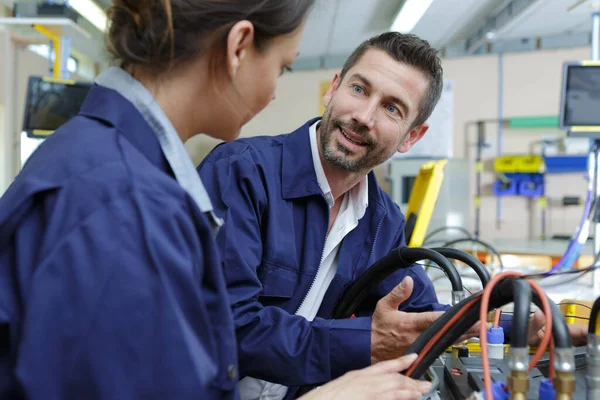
[238,121,369,400]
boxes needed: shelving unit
[472,116,588,240]
[0,17,106,67]
[0,15,106,189]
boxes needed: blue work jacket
[0,85,238,399]
[198,117,448,397]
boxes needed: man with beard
[197,32,583,400]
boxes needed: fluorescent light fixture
[69,0,108,33]
[391,0,435,33]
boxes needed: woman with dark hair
[0,1,430,399]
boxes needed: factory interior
[4,0,600,399]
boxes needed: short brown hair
[339,32,443,128]
[106,0,315,74]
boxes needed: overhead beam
[290,31,591,72]
[465,0,541,54]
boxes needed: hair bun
[111,0,151,30]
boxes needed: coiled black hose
[405,277,571,378]
[589,296,600,334]
[511,279,531,348]
[431,247,490,287]
[440,237,504,271]
[331,246,462,319]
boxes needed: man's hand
[298,354,432,400]
[371,276,478,364]
[527,309,588,347]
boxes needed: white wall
[185,68,340,163]
[0,23,593,241]
[185,45,594,241]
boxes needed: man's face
[319,48,430,172]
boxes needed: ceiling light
[391,0,435,33]
[485,31,497,40]
[69,0,107,33]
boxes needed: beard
[319,107,400,172]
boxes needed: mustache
[333,119,375,145]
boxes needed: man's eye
[353,85,364,94]
[386,104,398,114]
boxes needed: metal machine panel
[387,158,471,241]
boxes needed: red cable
[493,308,502,327]
[479,272,553,400]
[404,295,481,377]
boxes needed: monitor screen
[22,76,92,137]
[561,64,600,127]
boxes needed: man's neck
[317,126,368,203]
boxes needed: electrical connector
[554,347,576,400]
[538,378,556,400]
[480,381,510,400]
[587,334,600,400]
[487,326,505,359]
[465,392,485,400]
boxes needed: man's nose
[353,99,376,129]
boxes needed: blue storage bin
[518,179,544,197]
[502,172,543,182]
[493,179,518,196]
[544,156,588,174]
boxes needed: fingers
[412,311,444,331]
[529,310,546,332]
[378,276,414,311]
[569,324,588,346]
[368,371,433,395]
[455,333,476,343]
[370,354,418,374]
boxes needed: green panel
[507,116,559,128]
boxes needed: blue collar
[281,117,323,200]
[79,85,172,174]
[90,67,222,229]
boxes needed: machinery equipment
[323,244,598,399]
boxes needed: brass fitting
[554,347,576,400]
[507,347,529,400]
[555,370,576,400]
[587,334,600,400]
[507,370,528,400]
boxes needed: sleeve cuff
[328,317,372,379]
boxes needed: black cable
[500,313,590,323]
[439,237,504,271]
[511,279,531,348]
[548,297,571,349]
[331,247,462,319]
[423,226,473,244]
[558,301,593,310]
[405,277,570,378]
[424,264,475,295]
[431,247,490,287]
[589,297,600,334]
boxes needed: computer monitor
[22,76,92,138]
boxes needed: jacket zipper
[363,210,386,277]
[295,196,330,314]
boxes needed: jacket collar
[79,84,172,175]
[281,117,323,200]
[281,118,388,214]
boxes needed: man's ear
[226,20,255,77]
[398,123,429,153]
[322,73,341,108]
